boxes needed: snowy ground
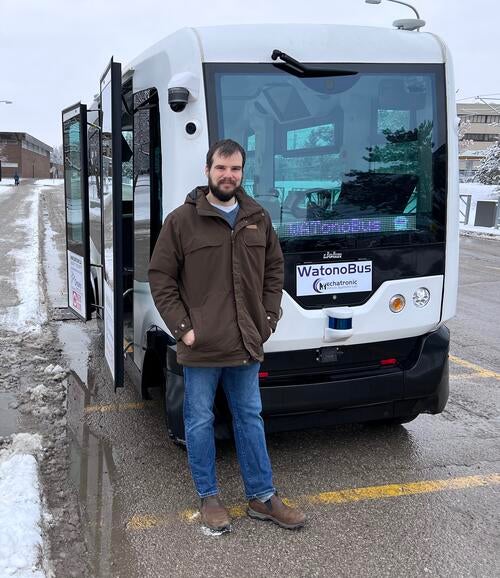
[0,181,50,577]
[33,180,64,187]
[0,434,49,578]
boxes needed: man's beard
[208,175,240,203]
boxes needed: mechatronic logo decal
[296,261,372,296]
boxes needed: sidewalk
[0,180,90,578]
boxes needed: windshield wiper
[271,50,358,78]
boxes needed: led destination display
[277,215,415,238]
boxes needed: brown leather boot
[247,494,306,529]
[200,495,231,532]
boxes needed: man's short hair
[206,139,246,169]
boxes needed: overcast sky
[0,0,498,147]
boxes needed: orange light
[389,294,406,313]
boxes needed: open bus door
[100,59,125,389]
[62,103,91,321]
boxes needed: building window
[464,133,500,142]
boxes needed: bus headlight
[389,294,406,313]
[413,287,430,308]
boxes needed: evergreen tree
[475,141,500,186]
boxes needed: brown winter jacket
[148,186,284,367]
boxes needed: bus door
[86,105,104,319]
[121,76,135,364]
[62,103,91,321]
[100,59,125,389]
[132,87,163,369]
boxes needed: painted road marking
[84,400,160,414]
[450,372,490,379]
[126,473,500,531]
[449,355,500,380]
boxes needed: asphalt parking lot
[41,181,499,577]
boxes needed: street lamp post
[0,100,14,181]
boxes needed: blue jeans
[183,363,275,501]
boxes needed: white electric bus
[62,22,459,443]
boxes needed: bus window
[205,63,446,251]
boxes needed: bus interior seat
[255,189,281,221]
[334,173,419,216]
[306,190,332,221]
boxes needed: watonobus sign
[296,261,373,296]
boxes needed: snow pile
[0,433,49,578]
[33,180,64,187]
[459,182,500,238]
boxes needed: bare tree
[51,144,63,165]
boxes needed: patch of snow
[43,218,66,309]
[42,365,65,376]
[0,190,47,333]
[33,180,64,187]
[459,182,500,235]
[460,226,500,239]
[0,433,43,457]
[0,433,48,578]
[459,183,499,198]
[0,181,16,197]
[200,525,231,537]
[30,385,50,403]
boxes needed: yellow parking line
[126,473,500,531]
[84,400,160,414]
[450,372,488,379]
[449,355,500,380]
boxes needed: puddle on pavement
[0,392,19,437]
[65,361,134,577]
[57,322,90,383]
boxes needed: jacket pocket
[243,228,266,247]
[185,237,223,256]
[189,291,240,354]
[256,301,272,344]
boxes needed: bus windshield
[205,63,447,252]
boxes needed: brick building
[0,132,52,179]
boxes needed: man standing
[149,139,305,532]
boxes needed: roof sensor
[365,0,426,31]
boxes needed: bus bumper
[260,325,450,432]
